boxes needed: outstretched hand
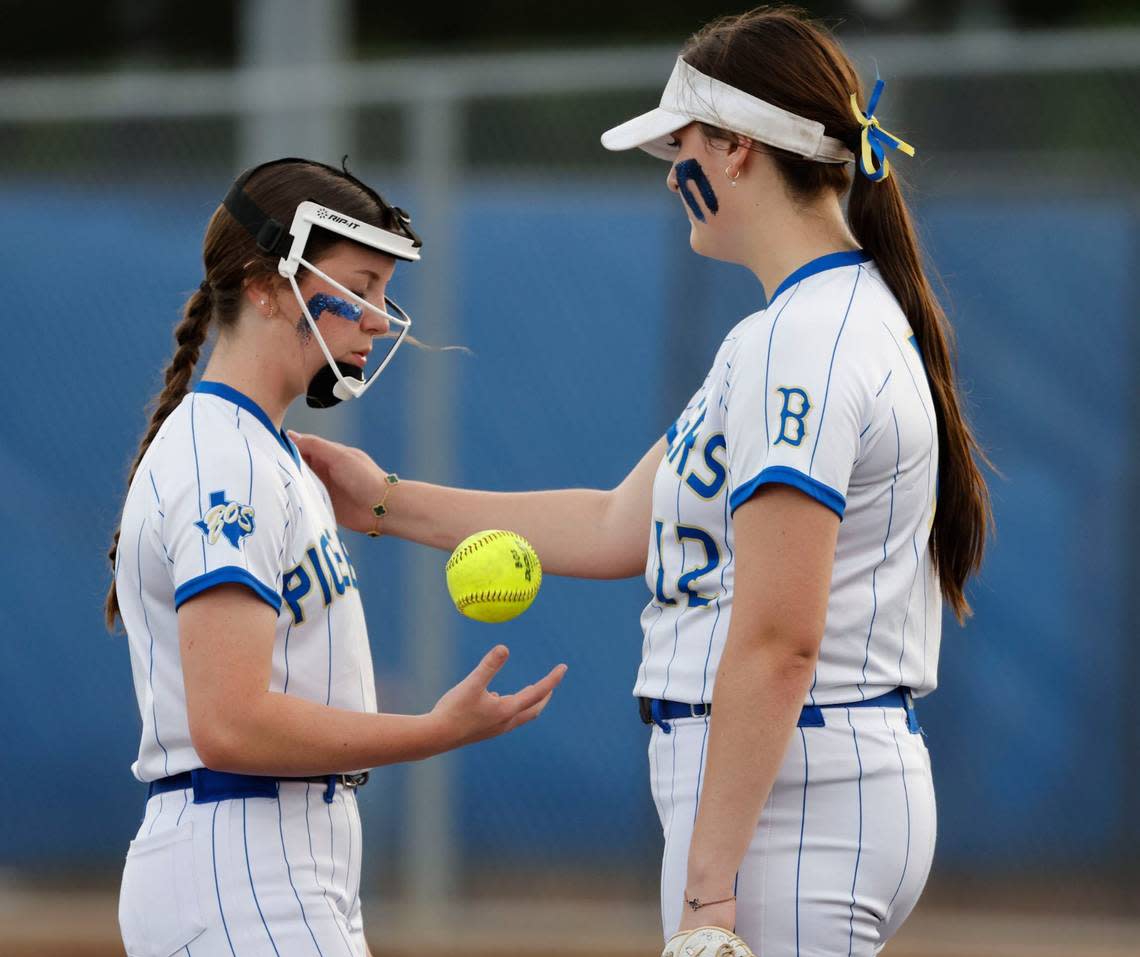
[432,645,568,748]
[288,431,389,534]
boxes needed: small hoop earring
[725,166,740,186]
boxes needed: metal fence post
[237,0,360,443]
[403,79,461,912]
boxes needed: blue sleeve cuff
[729,466,846,519]
[174,567,283,613]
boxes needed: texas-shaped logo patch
[194,490,256,549]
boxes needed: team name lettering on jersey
[684,434,727,499]
[668,401,729,501]
[281,529,360,624]
[194,490,256,548]
[774,387,811,447]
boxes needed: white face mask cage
[222,161,423,406]
[277,200,421,403]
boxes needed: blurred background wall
[1,0,1137,954]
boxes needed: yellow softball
[445,530,543,623]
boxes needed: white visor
[601,57,854,165]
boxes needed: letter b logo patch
[774,387,811,447]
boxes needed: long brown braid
[103,286,215,629]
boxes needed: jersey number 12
[654,520,721,608]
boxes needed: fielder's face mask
[222,158,423,409]
[600,57,855,165]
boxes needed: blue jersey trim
[730,466,846,519]
[768,250,872,306]
[175,567,283,612]
[195,380,301,465]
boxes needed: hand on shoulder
[289,431,390,534]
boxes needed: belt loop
[323,775,337,804]
[798,705,825,728]
[649,699,673,735]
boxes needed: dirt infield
[3,890,1139,957]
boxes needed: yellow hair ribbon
[848,80,915,183]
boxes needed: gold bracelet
[366,473,400,538]
[684,892,736,912]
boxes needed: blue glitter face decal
[673,158,719,222]
[305,292,363,324]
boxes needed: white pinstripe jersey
[116,381,376,782]
[635,251,941,705]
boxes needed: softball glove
[662,925,757,957]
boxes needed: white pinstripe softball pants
[651,705,936,957]
[119,781,366,957]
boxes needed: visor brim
[601,107,693,161]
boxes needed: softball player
[291,8,992,955]
[106,157,566,957]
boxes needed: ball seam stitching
[444,530,518,572]
[455,587,540,609]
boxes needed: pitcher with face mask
[105,157,567,957]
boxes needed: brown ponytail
[104,158,408,631]
[848,170,992,621]
[103,286,214,629]
[683,6,992,621]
